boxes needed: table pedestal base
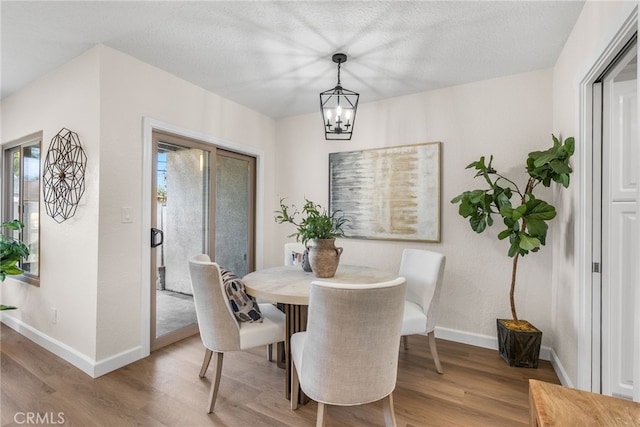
[279,303,308,404]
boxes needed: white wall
[552,1,638,388]
[1,45,277,375]
[274,69,556,343]
[1,48,102,360]
[96,45,277,361]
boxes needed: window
[3,132,41,285]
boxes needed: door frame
[141,117,265,356]
[576,11,638,395]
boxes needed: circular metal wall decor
[42,128,87,223]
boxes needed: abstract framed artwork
[329,141,441,242]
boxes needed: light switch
[121,207,133,223]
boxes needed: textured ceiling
[1,1,585,119]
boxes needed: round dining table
[243,264,399,402]
[243,264,398,304]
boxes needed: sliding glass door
[214,149,256,277]
[150,132,255,350]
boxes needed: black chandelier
[320,53,359,141]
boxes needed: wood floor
[1,323,559,426]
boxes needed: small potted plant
[1,219,30,310]
[275,198,349,278]
[450,135,574,367]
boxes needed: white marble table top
[243,264,398,305]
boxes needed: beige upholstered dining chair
[284,242,306,266]
[399,249,446,374]
[290,277,407,427]
[188,254,285,413]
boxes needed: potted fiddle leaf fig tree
[451,134,575,368]
[1,220,30,310]
[275,198,349,278]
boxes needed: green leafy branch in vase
[275,198,348,246]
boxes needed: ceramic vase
[307,238,343,278]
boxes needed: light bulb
[326,110,332,119]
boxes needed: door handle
[151,228,164,248]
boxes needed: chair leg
[382,393,397,427]
[207,352,224,413]
[428,331,443,374]
[199,349,213,378]
[316,402,327,427]
[291,360,300,410]
[267,344,273,361]
[402,335,409,350]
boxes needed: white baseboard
[435,326,553,361]
[93,346,148,377]
[549,347,573,387]
[1,315,146,378]
[2,314,564,380]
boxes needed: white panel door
[602,203,637,398]
[600,50,638,400]
[611,80,638,202]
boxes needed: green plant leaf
[466,156,486,170]
[494,188,512,211]
[497,229,511,240]
[499,205,514,218]
[565,137,575,155]
[525,199,556,221]
[1,220,25,231]
[558,173,570,188]
[2,265,23,275]
[525,218,548,238]
[550,159,571,174]
[450,194,464,204]
[457,200,474,217]
[502,215,518,230]
[508,238,520,257]
[470,214,487,233]
[468,189,487,204]
[519,234,541,251]
[531,149,558,168]
[514,205,527,220]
